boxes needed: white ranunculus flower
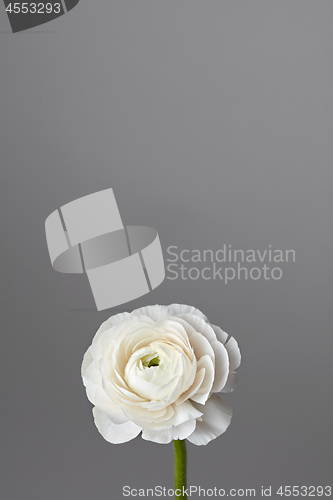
[81,304,241,446]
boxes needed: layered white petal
[172,401,203,426]
[176,368,205,405]
[177,323,215,363]
[81,346,93,377]
[221,373,238,393]
[225,337,241,371]
[169,304,208,321]
[86,371,128,424]
[142,419,197,444]
[82,351,129,424]
[120,398,202,431]
[190,355,214,404]
[90,313,130,360]
[187,395,232,446]
[131,305,170,322]
[124,341,192,403]
[210,340,229,393]
[93,407,141,444]
[210,324,228,345]
[175,313,217,344]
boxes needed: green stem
[173,439,187,499]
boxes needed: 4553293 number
[5,3,61,14]
[276,486,331,497]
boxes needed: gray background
[0,1,332,498]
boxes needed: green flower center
[142,355,160,368]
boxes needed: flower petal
[172,401,203,426]
[91,312,131,357]
[175,314,216,343]
[176,368,205,405]
[142,419,197,444]
[95,312,131,336]
[141,427,174,444]
[168,304,208,321]
[176,321,215,362]
[81,346,93,378]
[176,419,197,440]
[210,324,228,344]
[225,337,241,371]
[92,407,141,444]
[82,357,129,424]
[190,355,214,404]
[131,305,170,322]
[187,395,232,446]
[221,373,238,393]
[210,340,229,393]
